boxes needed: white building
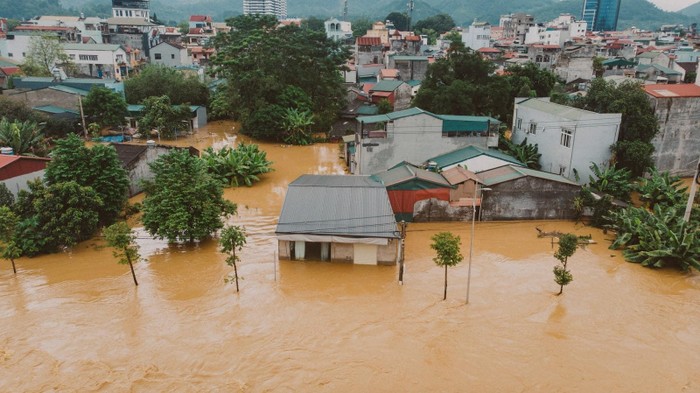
[149,41,191,67]
[525,26,570,46]
[63,43,128,79]
[112,0,150,20]
[243,0,287,20]
[462,20,491,50]
[324,18,352,41]
[512,98,622,184]
[548,14,587,38]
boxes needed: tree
[431,232,463,300]
[211,14,351,142]
[612,140,655,178]
[177,20,189,35]
[377,99,392,115]
[0,117,46,156]
[351,18,372,37]
[104,222,140,286]
[301,16,325,32]
[82,86,128,129]
[282,108,315,145]
[0,183,13,208]
[385,12,409,31]
[0,206,21,274]
[21,34,72,76]
[124,65,209,105]
[201,143,274,187]
[137,95,192,139]
[413,14,456,34]
[142,149,237,243]
[553,234,578,295]
[220,225,246,292]
[500,137,541,170]
[45,134,129,225]
[635,168,687,209]
[592,56,605,78]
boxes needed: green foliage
[413,14,455,34]
[82,86,128,129]
[142,149,237,243]
[20,34,73,76]
[45,134,129,225]
[635,169,687,210]
[104,221,140,285]
[377,99,392,115]
[0,96,43,124]
[587,162,632,202]
[553,233,578,295]
[137,95,192,139]
[220,225,247,292]
[124,65,209,105]
[201,143,274,187]
[351,18,372,38]
[0,117,47,156]
[208,82,237,120]
[612,140,655,178]
[592,56,605,78]
[608,205,700,272]
[385,12,409,30]
[431,231,463,300]
[0,206,22,273]
[0,183,14,208]
[684,71,697,84]
[301,16,326,32]
[211,14,351,142]
[282,108,315,145]
[500,137,541,170]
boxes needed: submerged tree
[0,206,21,274]
[431,232,463,300]
[82,86,128,129]
[0,117,46,156]
[553,234,578,295]
[104,222,140,286]
[220,225,247,292]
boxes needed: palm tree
[0,118,46,156]
[282,108,314,145]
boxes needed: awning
[276,234,389,245]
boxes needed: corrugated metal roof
[372,162,451,188]
[358,108,499,131]
[441,166,482,185]
[516,98,613,120]
[48,85,89,96]
[63,43,123,51]
[478,164,579,186]
[32,105,79,115]
[357,107,426,123]
[392,55,429,61]
[428,145,524,169]
[276,175,399,238]
[371,80,404,92]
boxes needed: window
[69,54,75,59]
[116,54,124,62]
[79,54,98,61]
[516,117,522,130]
[528,122,537,135]
[560,128,573,148]
[171,54,175,59]
[7,53,12,57]
[154,53,162,60]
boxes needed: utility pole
[407,0,414,31]
[78,95,88,138]
[398,220,407,284]
[343,0,348,22]
[683,156,700,222]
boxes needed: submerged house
[371,162,453,222]
[276,175,400,265]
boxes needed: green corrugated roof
[357,105,379,115]
[358,107,426,123]
[372,162,451,188]
[428,145,524,169]
[370,80,404,92]
[392,55,429,61]
[32,105,79,115]
[602,58,636,67]
[637,63,681,76]
[48,85,89,96]
[358,107,499,132]
[479,165,579,186]
[405,80,422,87]
[636,52,661,59]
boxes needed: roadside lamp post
[466,184,491,304]
[683,156,700,223]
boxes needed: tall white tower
[243,0,287,20]
[112,0,151,20]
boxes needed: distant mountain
[0,0,694,31]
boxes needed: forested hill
[1,0,694,31]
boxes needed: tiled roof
[357,36,382,46]
[189,15,212,22]
[644,83,700,98]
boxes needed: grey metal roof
[516,98,612,120]
[276,175,399,238]
[372,162,451,188]
[479,164,580,187]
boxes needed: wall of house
[391,59,428,81]
[649,95,700,176]
[449,180,477,201]
[356,113,491,175]
[125,146,174,196]
[376,241,398,265]
[481,177,580,220]
[512,100,621,184]
[277,240,396,265]
[412,198,472,222]
[2,170,45,197]
[150,44,190,67]
[394,84,413,111]
[6,89,80,112]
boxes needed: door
[353,243,377,265]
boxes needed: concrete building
[0,155,51,197]
[112,0,150,20]
[63,43,128,79]
[644,84,700,176]
[276,175,400,265]
[462,20,491,51]
[352,107,500,175]
[525,26,570,47]
[243,0,287,20]
[387,55,429,81]
[325,18,352,42]
[499,13,535,44]
[512,97,622,184]
[149,41,191,67]
[356,36,385,66]
[368,80,412,111]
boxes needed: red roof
[189,15,212,22]
[0,155,50,181]
[478,47,501,53]
[405,35,421,42]
[644,84,700,98]
[0,66,20,75]
[189,28,205,35]
[532,44,560,49]
[15,25,74,31]
[357,36,382,46]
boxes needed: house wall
[6,89,80,112]
[481,177,580,220]
[512,99,621,184]
[277,240,397,265]
[2,170,45,197]
[1,33,32,63]
[648,95,700,176]
[150,43,191,67]
[356,113,492,174]
[449,180,477,201]
[393,83,413,111]
[125,146,178,196]
[391,59,428,81]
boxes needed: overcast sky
[648,0,698,11]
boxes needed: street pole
[78,95,87,138]
[683,156,700,222]
[466,184,478,304]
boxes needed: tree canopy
[0,118,46,156]
[82,86,128,129]
[413,14,455,34]
[124,65,209,105]
[211,14,351,142]
[20,34,72,77]
[431,232,463,300]
[137,95,192,139]
[385,12,409,31]
[142,149,236,243]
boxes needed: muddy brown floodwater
[1,121,699,392]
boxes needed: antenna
[343,0,348,22]
[407,0,414,31]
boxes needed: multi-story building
[243,0,287,20]
[462,20,491,51]
[499,13,535,44]
[112,0,150,20]
[582,0,621,32]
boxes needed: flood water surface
[1,122,699,392]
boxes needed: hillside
[0,0,694,31]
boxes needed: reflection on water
[1,121,699,392]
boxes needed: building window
[154,53,162,60]
[516,117,522,130]
[171,54,175,59]
[7,53,12,57]
[560,128,573,148]
[116,54,123,62]
[78,54,98,61]
[529,122,537,135]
